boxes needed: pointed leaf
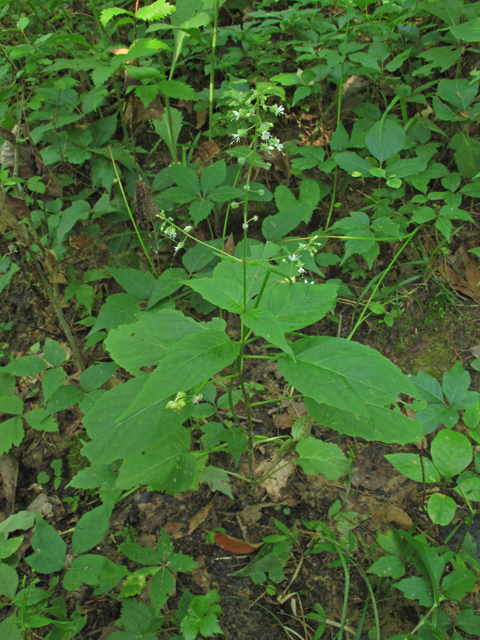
[365,119,406,163]
[72,504,112,555]
[26,515,66,573]
[241,308,293,356]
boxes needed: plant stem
[208,0,219,142]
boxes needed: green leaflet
[120,330,240,419]
[104,309,209,373]
[258,283,338,332]
[280,336,422,445]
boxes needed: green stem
[208,0,219,142]
[108,146,158,276]
[347,227,420,340]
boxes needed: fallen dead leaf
[470,345,480,359]
[0,453,18,505]
[387,504,413,528]
[273,413,292,429]
[194,141,220,164]
[222,232,235,257]
[187,499,214,535]
[255,454,295,502]
[196,108,208,128]
[27,494,61,519]
[214,532,263,554]
[192,555,212,593]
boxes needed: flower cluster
[166,391,187,415]
[229,103,285,154]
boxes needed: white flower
[258,190,264,196]
[289,254,299,261]
[192,394,203,404]
[261,130,271,141]
[174,241,184,254]
[231,133,240,143]
[165,226,177,239]
[298,267,306,275]
[271,104,285,116]
[242,222,249,229]
[252,215,259,222]
[231,201,240,209]
[304,279,314,284]
[232,110,240,121]
[238,157,246,165]
[184,225,193,233]
[243,184,251,190]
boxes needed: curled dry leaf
[214,531,263,554]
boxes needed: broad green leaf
[395,576,434,606]
[258,282,338,332]
[0,395,23,415]
[0,563,18,598]
[442,361,477,410]
[4,356,46,377]
[456,476,480,501]
[87,293,141,337]
[89,114,117,147]
[441,569,478,600]
[63,554,127,591]
[365,119,406,163]
[280,337,421,445]
[43,385,85,419]
[149,567,175,610]
[43,339,66,367]
[72,504,112,555]
[26,515,66,573]
[158,79,196,101]
[262,179,321,242]
[200,465,233,498]
[147,268,187,309]
[153,107,183,159]
[241,309,293,357]
[67,461,120,491]
[186,278,244,313]
[108,268,155,300]
[450,132,480,177]
[415,403,458,434]
[0,510,35,536]
[136,0,176,21]
[105,309,207,373]
[335,151,375,177]
[100,7,132,25]
[0,417,24,456]
[56,201,91,244]
[182,239,223,273]
[81,375,192,471]
[367,556,405,579]
[189,198,214,224]
[450,18,480,41]
[456,608,480,635]
[427,493,456,526]
[409,371,444,403]
[201,160,226,196]
[80,363,119,392]
[0,372,15,396]
[42,367,67,403]
[24,409,58,433]
[115,426,197,493]
[0,613,20,639]
[430,429,472,480]
[120,331,240,420]
[385,453,441,483]
[295,438,351,479]
[429,0,463,27]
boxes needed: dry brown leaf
[273,413,292,430]
[0,453,18,505]
[187,499,214,535]
[134,96,164,123]
[196,108,208,128]
[194,141,220,164]
[222,233,235,257]
[177,100,193,113]
[134,179,161,230]
[261,148,291,179]
[192,555,212,593]
[387,505,413,528]
[255,454,295,502]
